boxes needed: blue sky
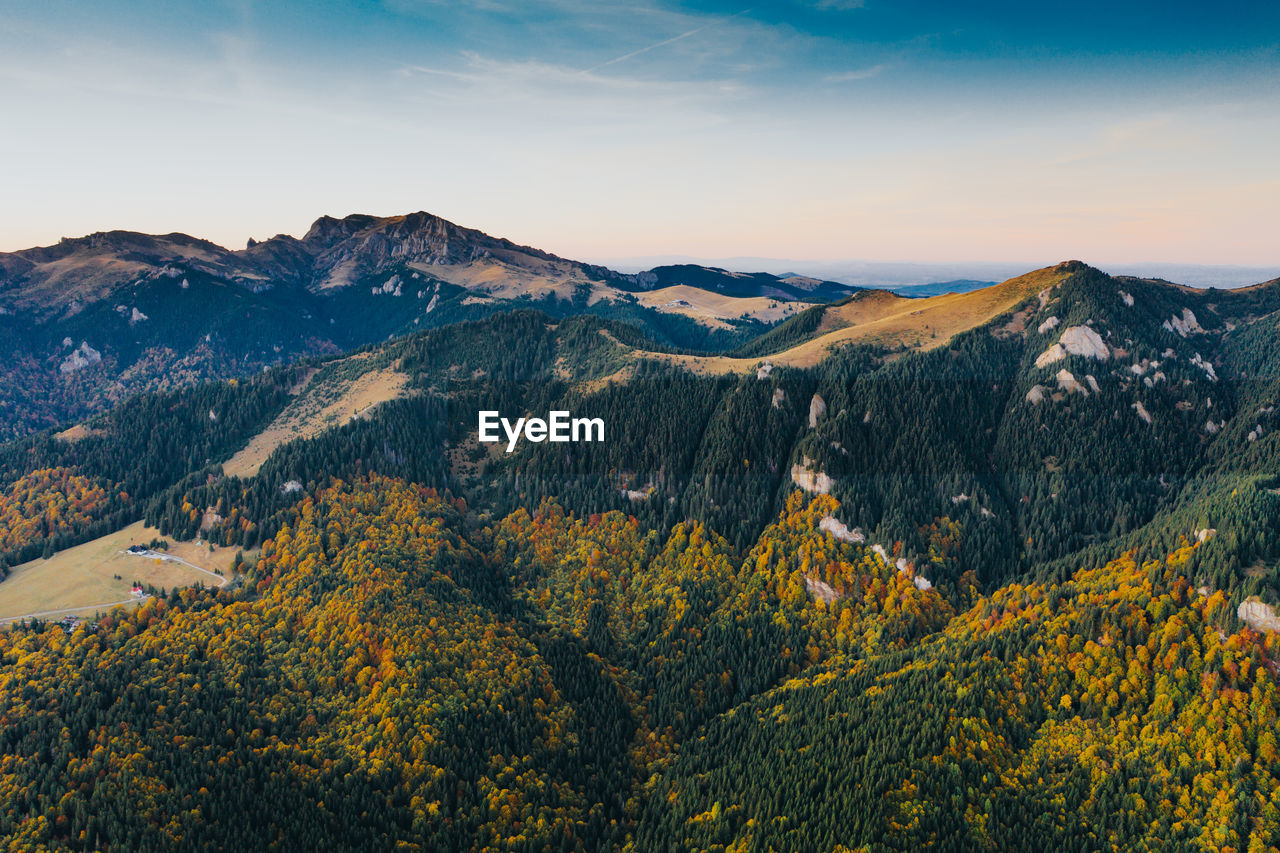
[2,0,1277,265]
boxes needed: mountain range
[0,212,864,441]
[3,213,1280,849]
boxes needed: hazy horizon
[2,1,1277,264]
[591,255,1280,290]
[5,207,1279,289]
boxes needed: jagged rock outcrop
[59,341,102,373]
[1034,324,1110,368]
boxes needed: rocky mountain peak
[300,214,384,249]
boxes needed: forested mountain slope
[634,541,1280,852]
[3,260,1280,849]
[7,262,1280,614]
[2,478,1280,850]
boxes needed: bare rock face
[808,394,827,428]
[1163,307,1205,337]
[301,213,383,249]
[819,515,864,543]
[1034,324,1110,368]
[1056,369,1088,396]
[791,455,833,494]
[632,270,659,289]
[59,341,102,373]
[1238,598,1280,633]
[1059,324,1110,358]
[804,576,842,604]
[1034,343,1066,368]
[1190,352,1218,381]
[304,211,586,291]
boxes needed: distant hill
[0,212,862,441]
[619,263,858,301]
[884,278,996,297]
[657,263,1081,371]
[602,256,1280,290]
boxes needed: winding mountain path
[0,597,147,624]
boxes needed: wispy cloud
[392,4,792,119]
[824,63,886,83]
[398,50,751,119]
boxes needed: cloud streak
[582,7,754,73]
[824,63,886,83]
